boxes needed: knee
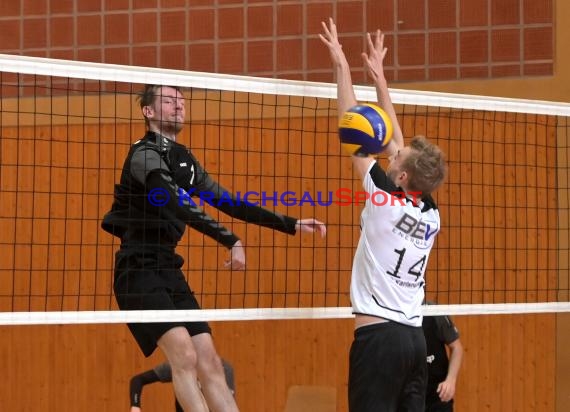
[198,352,224,377]
[198,354,232,390]
[158,330,199,373]
[173,345,200,373]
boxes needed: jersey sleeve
[361,161,403,210]
[364,161,396,193]
[434,315,460,344]
[129,369,161,407]
[131,146,170,185]
[194,168,298,235]
[146,170,240,248]
[364,162,437,211]
[153,362,173,383]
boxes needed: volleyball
[338,103,393,155]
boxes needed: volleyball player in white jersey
[320,19,447,412]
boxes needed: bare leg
[158,327,209,412]
[193,333,239,412]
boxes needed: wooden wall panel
[0,315,555,411]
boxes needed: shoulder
[366,161,398,193]
[434,314,453,327]
[421,194,438,212]
[168,142,201,165]
[434,315,460,342]
[130,134,165,157]
[130,139,170,180]
[131,143,165,163]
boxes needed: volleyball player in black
[129,360,235,412]
[102,84,326,412]
[422,313,463,412]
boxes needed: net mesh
[1,54,570,324]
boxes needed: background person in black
[129,360,235,412]
[422,310,463,412]
[102,84,326,412]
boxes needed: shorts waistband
[121,229,177,248]
[354,321,392,337]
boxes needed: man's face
[387,146,411,186]
[146,86,186,135]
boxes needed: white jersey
[350,162,441,327]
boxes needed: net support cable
[0,303,569,326]
[2,53,570,116]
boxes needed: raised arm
[319,18,375,179]
[361,30,404,155]
[319,18,358,117]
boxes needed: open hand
[318,18,346,67]
[295,218,327,238]
[224,240,246,270]
[362,29,388,83]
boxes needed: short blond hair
[402,136,447,197]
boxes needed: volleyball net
[1,54,570,325]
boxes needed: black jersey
[422,315,460,398]
[102,131,297,249]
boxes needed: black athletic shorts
[348,321,427,412]
[426,398,454,412]
[113,249,211,357]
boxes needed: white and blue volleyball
[338,103,393,155]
